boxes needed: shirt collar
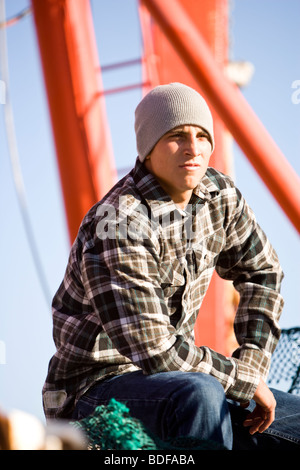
[194,172,220,201]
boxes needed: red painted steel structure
[141,0,300,235]
[31,0,117,244]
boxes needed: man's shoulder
[86,171,138,216]
[205,167,236,191]
[201,168,243,212]
[69,174,142,253]
[73,172,136,234]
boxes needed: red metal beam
[141,0,300,234]
[31,0,117,244]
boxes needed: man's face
[144,125,213,207]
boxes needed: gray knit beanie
[135,82,214,162]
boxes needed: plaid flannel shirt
[43,158,284,419]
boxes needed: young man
[43,83,300,449]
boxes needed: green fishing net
[267,327,300,395]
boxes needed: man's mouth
[179,163,201,170]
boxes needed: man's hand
[243,378,276,435]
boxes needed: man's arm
[215,188,283,432]
[216,190,284,380]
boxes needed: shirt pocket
[159,258,186,293]
[192,245,216,274]
[192,231,224,273]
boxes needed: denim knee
[179,373,225,402]
[165,373,232,448]
[168,373,228,417]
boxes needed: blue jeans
[72,371,300,450]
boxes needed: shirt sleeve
[216,189,284,387]
[81,214,261,403]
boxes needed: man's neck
[170,190,193,209]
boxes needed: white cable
[0,0,52,308]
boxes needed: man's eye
[166,134,178,141]
[198,133,209,140]
[171,133,184,138]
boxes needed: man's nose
[184,135,200,156]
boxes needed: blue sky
[0,0,299,421]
